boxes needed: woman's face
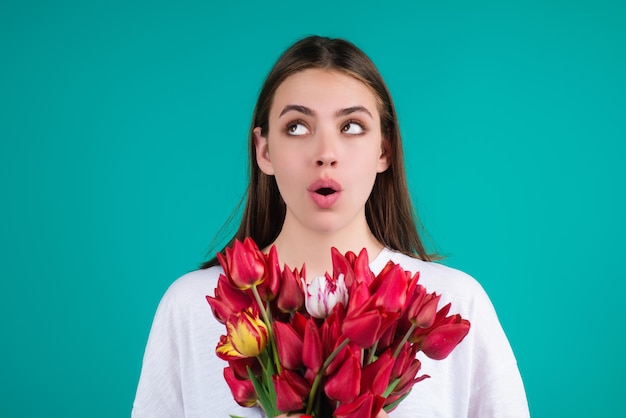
[254,68,389,236]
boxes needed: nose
[315,130,338,167]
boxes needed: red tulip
[276,266,305,313]
[273,369,310,412]
[343,304,400,349]
[334,392,385,418]
[208,243,472,417]
[220,238,266,290]
[420,318,471,360]
[331,247,356,287]
[324,340,354,378]
[403,284,425,325]
[334,392,373,418]
[324,347,361,403]
[407,288,440,329]
[273,321,304,370]
[369,263,408,312]
[346,280,370,315]
[227,357,261,380]
[342,309,382,348]
[383,345,429,410]
[390,343,417,380]
[223,366,257,407]
[376,319,398,352]
[385,357,429,411]
[206,274,253,324]
[320,304,347,363]
[303,318,323,373]
[258,245,280,301]
[352,247,375,286]
[416,293,441,329]
[360,350,395,396]
[290,310,308,338]
[408,302,451,344]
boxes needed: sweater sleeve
[380,251,530,417]
[463,276,529,418]
[132,279,186,417]
[132,269,265,418]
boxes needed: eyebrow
[279,105,313,117]
[336,106,373,119]
[279,104,373,119]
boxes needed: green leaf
[383,389,412,412]
[382,377,401,398]
[247,365,279,417]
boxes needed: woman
[133,35,529,417]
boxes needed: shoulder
[163,266,223,299]
[374,249,529,416]
[373,249,488,309]
[154,266,224,317]
[145,266,227,349]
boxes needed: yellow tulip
[227,309,269,358]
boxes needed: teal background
[1,0,624,416]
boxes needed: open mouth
[308,179,342,208]
[316,187,336,196]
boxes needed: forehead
[271,68,381,116]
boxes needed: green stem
[251,285,270,328]
[305,338,351,415]
[257,352,269,375]
[366,340,379,365]
[251,285,282,374]
[393,323,417,358]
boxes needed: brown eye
[287,122,310,136]
[341,121,365,135]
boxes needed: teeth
[316,187,335,196]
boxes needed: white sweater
[132,248,529,417]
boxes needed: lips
[308,179,342,209]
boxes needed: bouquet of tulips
[206,238,470,418]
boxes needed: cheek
[269,150,301,177]
[347,154,382,192]
[269,152,304,191]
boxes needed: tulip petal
[304,273,349,319]
[361,350,395,396]
[331,247,355,286]
[372,264,408,312]
[334,392,374,418]
[216,335,245,361]
[415,293,441,329]
[227,239,266,289]
[274,321,304,370]
[276,266,304,313]
[258,245,281,300]
[324,349,361,403]
[227,310,269,358]
[342,310,381,348]
[224,367,257,407]
[353,247,375,285]
[206,274,253,324]
[346,281,371,316]
[273,370,309,412]
[303,318,323,373]
[421,320,471,360]
[228,357,261,379]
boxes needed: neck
[267,214,384,280]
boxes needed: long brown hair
[202,35,433,269]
